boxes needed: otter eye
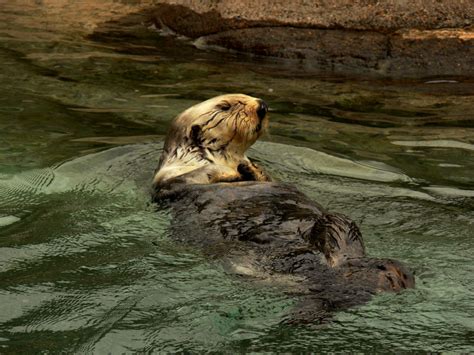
[218,103,231,111]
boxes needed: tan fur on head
[153,94,271,191]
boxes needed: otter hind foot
[341,258,415,292]
[303,213,366,267]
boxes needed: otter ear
[191,124,202,145]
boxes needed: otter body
[152,94,414,323]
[159,182,413,322]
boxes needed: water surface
[0,2,473,352]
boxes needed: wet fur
[153,94,270,194]
[152,94,414,323]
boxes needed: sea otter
[152,94,414,323]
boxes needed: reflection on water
[0,1,473,352]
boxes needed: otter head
[171,93,268,155]
[154,94,269,187]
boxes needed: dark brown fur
[154,182,414,323]
[152,95,414,323]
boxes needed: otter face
[173,93,269,155]
[154,94,270,188]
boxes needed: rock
[151,1,474,77]
[153,0,473,33]
[8,0,471,77]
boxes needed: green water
[0,3,473,352]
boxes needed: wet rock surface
[2,0,472,77]
[152,1,474,77]
[154,0,473,31]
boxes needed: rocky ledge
[150,0,473,77]
[12,0,472,77]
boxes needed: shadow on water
[0,1,473,352]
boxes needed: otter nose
[256,100,268,120]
